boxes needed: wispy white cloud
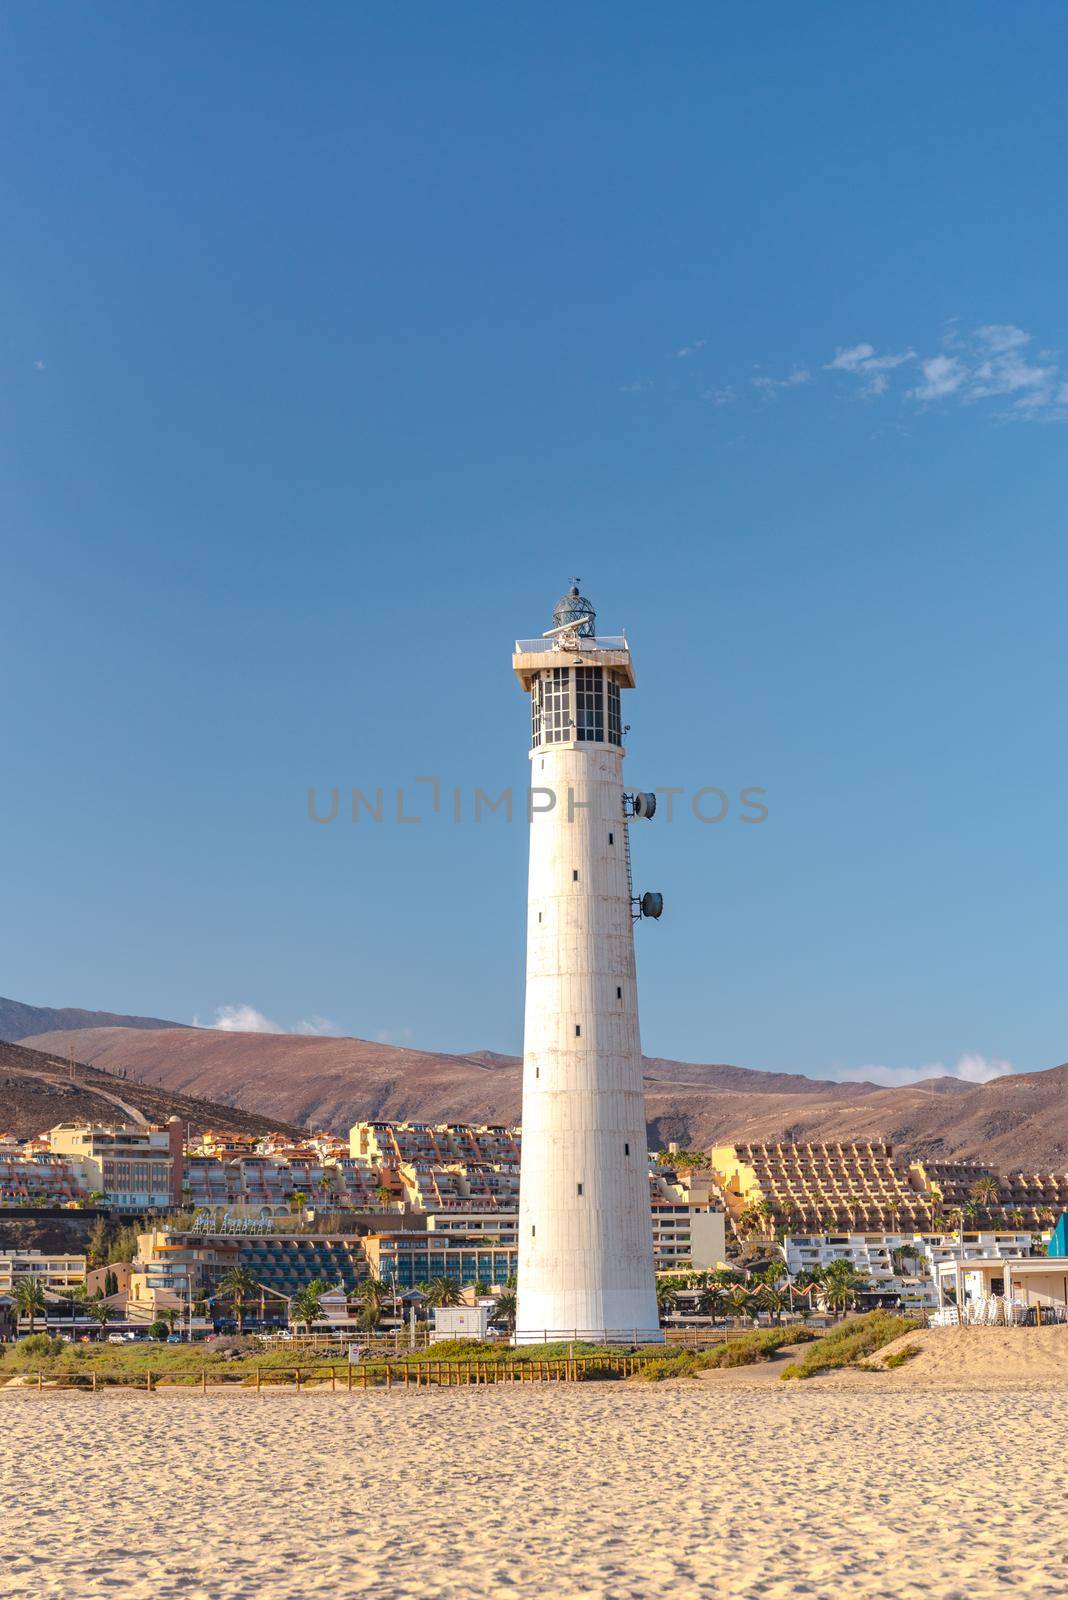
[975,323,1030,353]
[33,360,45,371]
[194,1003,342,1036]
[625,318,1068,422]
[293,1015,340,1036]
[197,1003,282,1034]
[910,353,968,402]
[752,368,810,394]
[908,324,1068,417]
[667,339,706,360]
[826,342,915,396]
[828,1052,1014,1089]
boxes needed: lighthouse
[512,584,663,1344]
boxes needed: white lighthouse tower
[512,584,663,1344]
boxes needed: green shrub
[883,1343,921,1369]
[16,1334,65,1358]
[147,1320,170,1342]
[638,1327,816,1381]
[780,1313,920,1380]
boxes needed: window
[530,678,542,748]
[616,986,622,999]
[541,666,571,744]
[572,869,579,881]
[607,677,622,745]
[538,911,542,922]
[624,1142,630,1156]
[575,1024,581,1037]
[608,830,614,844]
[577,1183,584,1196]
[532,1225,536,1237]
[574,665,604,741]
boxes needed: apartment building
[712,1140,938,1234]
[0,1249,86,1294]
[363,1230,517,1291]
[48,1120,183,1210]
[0,1145,86,1205]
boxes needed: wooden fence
[19,1352,653,1393]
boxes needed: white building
[428,1191,726,1274]
[782,1230,1034,1309]
[513,585,662,1343]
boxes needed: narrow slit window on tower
[575,1024,581,1037]
[532,1225,536,1237]
[624,1142,630,1157]
[538,911,542,922]
[577,1183,584,1197]
[616,986,622,1000]
[572,869,579,881]
[608,830,614,845]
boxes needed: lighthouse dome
[551,583,596,638]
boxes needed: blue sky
[3,4,1067,1086]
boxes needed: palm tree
[759,1284,789,1326]
[970,1176,1000,1210]
[358,1276,391,1313]
[423,1277,463,1309]
[821,1261,867,1319]
[14,1276,47,1334]
[738,1200,773,1241]
[87,1300,113,1337]
[492,1292,517,1333]
[162,1307,179,1336]
[374,1184,392,1207]
[289,1278,328,1334]
[289,1191,308,1216]
[218,1266,258,1334]
[656,1282,677,1321]
[696,1286,726,1326]
[725,1283,752,1325]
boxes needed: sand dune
[865,1322,1068,1386]
[4,1373,1068,1599]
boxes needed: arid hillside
[17,1022,1068,1168]
[0,1038,304,1141]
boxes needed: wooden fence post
[202,1371,207,1394]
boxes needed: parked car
[165,1333,183,1344]
[106,1333,126,1343]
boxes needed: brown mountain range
[11,1014,1068,1170]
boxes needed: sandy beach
[4,1329,1068,1600]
